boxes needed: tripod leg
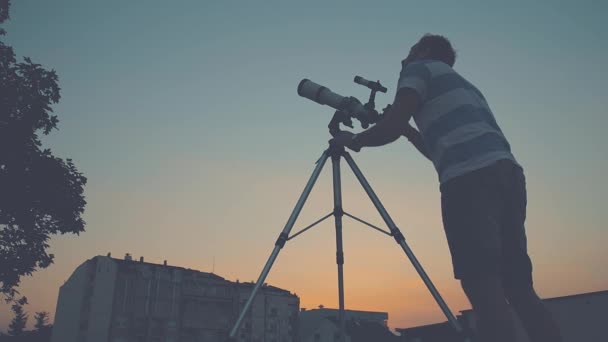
[331,154,347,342]
[342,152,466,336]
[228,151,330,339]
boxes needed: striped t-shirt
[397,59,519,184]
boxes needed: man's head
[402,34,456,68]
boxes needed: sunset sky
[2,0,607,332]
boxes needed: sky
[2,0,607,332]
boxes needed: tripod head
[328,76,388,136]
[297,76,388,136]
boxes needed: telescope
[230,76,471,342]
[297,76,387,132]
[229,73,472,342]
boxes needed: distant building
[396,290,608,342]
[396,320,460,342]
[51,254,299,342]
[299,307,399,342]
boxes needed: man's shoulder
[400,60,455,87]
[414,59,455,78]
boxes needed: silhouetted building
[299,307,398,342]
[396,320,465,342]
[51,254,299,342]
[396,289,608,342]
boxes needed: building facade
[51,254,299,342]
[299,307,397,342]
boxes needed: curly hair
[416,34,457,67]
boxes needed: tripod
[228,141,470,342]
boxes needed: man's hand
[401,122,432,161]
[329,131,362,152]
[402,123,418,140]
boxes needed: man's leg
[461,275,516,342]
[503,283,563,342]
[499,163,563,342]
[440,164,519,342]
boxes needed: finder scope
[354,76,387,93]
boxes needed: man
[332,34,562,342]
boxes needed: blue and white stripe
[397,60,518,183]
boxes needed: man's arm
[353,88,420,148]
[403,124,432,161]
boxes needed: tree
[0,0,87,302]
[34,311,49,330]
[8,303,28,336]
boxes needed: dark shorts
[440,159,533,286]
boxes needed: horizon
[2,0,607,333]
[25,252,608,330]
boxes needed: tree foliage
[0,0,87,302]
[33,311,49,331]
[8,303,28,336]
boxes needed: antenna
[212,256,215,273]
